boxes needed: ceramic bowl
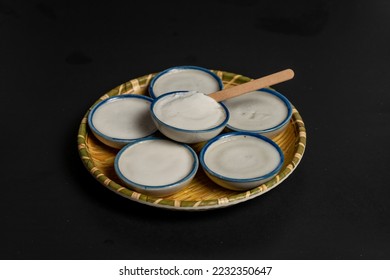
[88,94,157,149]
[150,91,230,144]
[223,88,293,138]
[149,65,223,99]
[200,132,284,191]
[114,138,198,197]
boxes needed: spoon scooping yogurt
[150,69,294,143]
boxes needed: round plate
[77,70,306,210]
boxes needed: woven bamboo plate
[77,70,306,210]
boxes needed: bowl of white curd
[115,138,198,197]
[200,132,284,191]
[149,65,223,99]
[88,94,157,149]
[222,88,292,138]
[150,91,229,144]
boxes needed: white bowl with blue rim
[150,91,230,144]
[149,65,223,99]
[88,94,157,149]
[114,138,199,197]
[200,132,284,191]
[222,88,293,138]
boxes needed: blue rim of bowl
[88,94,157,145]
[148,65,224,99]
[225,88,293,134]
[114,137,199,190]
[150,91,230,134]
[200,132,284,183]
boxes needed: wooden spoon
[208,69,295,102]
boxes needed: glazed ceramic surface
[151,91,229,144]
[200,132,284,191]
[149,65,223,98]
[88,95,156,149]
[115,138,198,197]
[223,88,292,138]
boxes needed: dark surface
[1,0,389,259]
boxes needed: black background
[1,0,389,259]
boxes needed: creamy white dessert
[153,91,226,130]
[223,90,289,132]
[117,139,195,186]
[91,96,156,140]
[203,134,281,179]
[151,68,221,98]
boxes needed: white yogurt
[153,91,226,130]
[151,68,221,98]
[117,139,195,186]
[92,97,156,139]
[204,135,281,179]
[223,90,289,131]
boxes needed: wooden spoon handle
[209,69,295,102]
